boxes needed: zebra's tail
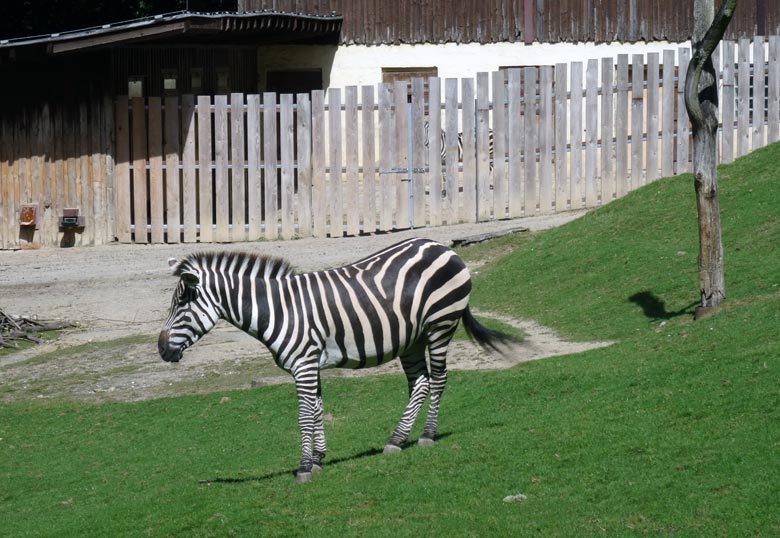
[461,306,513,352]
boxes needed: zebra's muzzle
[158,330,183,363]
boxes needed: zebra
[158,238,509,483]
[423,120,495,171]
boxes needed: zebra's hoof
[296,471,313,484]
[418,437,435,448]
[383,443,402,455]
[311,463,323,474]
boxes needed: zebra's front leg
[384,347,430,454]
[293,369,320,483]
[311,375,327,473]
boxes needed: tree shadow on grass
[629,291,698,321]
[200,432,453,484]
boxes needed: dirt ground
[0,211,610,403]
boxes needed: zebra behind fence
[423,121,495,171]
[159,238,509,483]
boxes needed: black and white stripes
[159,238,507,482]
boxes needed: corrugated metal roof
[0,10,342,52]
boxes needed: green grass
[2,143,780,536]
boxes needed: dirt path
[0,211,610,402]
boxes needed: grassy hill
[1,144,778,537]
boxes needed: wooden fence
[2,35,779,248]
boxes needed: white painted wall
[257,40,693,91]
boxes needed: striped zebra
[158,238,508,483]
[423,121,495,171]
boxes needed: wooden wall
[241,0,780,45]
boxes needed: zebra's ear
[168,257,180,272]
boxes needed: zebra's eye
[177,288,197,307]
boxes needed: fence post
[585,59,599,207]
[361,85,377,233]
[601,57,615,204]
[296,92,313,238]
[539,66,554,214]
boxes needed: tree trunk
[684,0,737,317]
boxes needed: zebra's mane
[174,251,297,279]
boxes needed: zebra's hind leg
[293,366,320,483]
[384,343,430,454]
[419,322,458,447]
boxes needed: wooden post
[570,62,583,208]
[476,72,491,222]
[585,59,599,207]
[311,90,327,237]
[554,64,568,211]
[539,66,554,214]
[197,95,213,243]
[296,93,313,238]
[114,96,131,243]
[508,68,524,217]
[646,52,660,183]
[279,94,295,240]
[631,54,645,190]
[444,78,460,223]
[491,70,508,219]
[148,97,164,244]
[601,57,615,204]
[230,93,246,242]
[344,86,360,236]
[263,92,278,240]
[428,77,443,226]
[214,95,229,242]
[181,95,197,243]
[164,96,181,244]
[361,86,377,233]
[328,88,343,236]
[378,83,395,231]
[131,97,148,244]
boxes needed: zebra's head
[158,256,220,363]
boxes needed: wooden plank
[230,93,246,242]
[263,92,279,240]
[131,96,148,244]
[752,37,766,151]
[411,77,427,227]
[631,54,644,189]
[461,78,477,222]
[148,97,165,244]
[425,77,443,226]
[181,94,197,243]
[570,62,583,208]
[661,49,677,174]
[769,36,780,145]
[311,90,328,237]
[279,94,296,240]
[114,96,131,243]
[214,95,230,242]
[554,64,568,211]
[0,117,8,249]
[601,57,615,203]
[721,40,736,164]
[246,94,262,240]
[88,100,103,246]
[476,72,491,221]
[103,95,116,245]
[393,80,409,228]
[676,47,691,173]
[361,85,377,233]
[444,78,460,223]
[79,102,90,247]
[539,66,554,215]
[737,38,752,157]
[585,58,599,207]
[523,67,538,215]
[197,95,213,242]
[378,83,395,231]
[344,86,360,236]
[491,70,507,219]
[296,93,313,238]
[616,54,629,196]
[53,107,65,246]
[164,96,181,244]
[328,88,344,236]
[646,52,660,183]
[768,36,780,144]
